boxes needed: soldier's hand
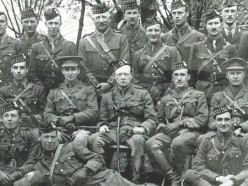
[99,125,109,134]
[219,180,235,186]
[71,167,93,184]
[240,121,248,132]
[156,123,167,133]
[96,83,112,93]
[8,171,22,182]
[0,174,13,186]
[133,127,145,134]
[62,116,75,124]
[163,122,182,135]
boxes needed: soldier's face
[172,68,190,88]
[62,66,80,82]
[0,14,7,36]
[124,9,140,26]
[45,16,61,37]
[92,12,111,33]
[22,17,38,35]
[226,70,245,87]
[3,110,20,131]
[115,65,132,88]
[221,6,238,25]
[206,18,222,37]
[215,112,233,134]
[172,7,188,26]
[146,24,161,44]
[39,131,59,152]
[11,62,28,81]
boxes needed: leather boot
[153,151,181,186]
[131,156,143,184]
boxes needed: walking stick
[116,116,121,174]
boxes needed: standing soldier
[20,8,44,61]
[221,0,243,49]
[209,58,248,132]
[121,0,146,61]
[183,106,248,186]
[132,16,181,105]
[93,61,157,184]
[189,9,238,104]
[29,7,76,94]
[44,56,98,143]
[0,53,46,128]
[78,3,130,95]
[145,62,208,184]
[0,102,41,186]
[0,12,22,86]
[161,0,205,64]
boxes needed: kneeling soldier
[0,102,41,186]
[183,106,248,186]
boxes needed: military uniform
[0,35,23,86]
[184,132,248,186]
[161,23,205,64]
[222,26,243,49]
[20,32,44,59]
[0,127,41,175]
[0,81,46,127]
[238,31,248,61]
[28,35,76,91]
[122,24,147,60]
[132,41,181,103]
[209,86,248,131]
[78,28,130,85]
[44,80,98,127]
[189,36,238,103]
[146,87,208,177]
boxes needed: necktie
[227,28,232,39]
[9,132,16,142]
[212,40,216,50]
[18,82,24,90]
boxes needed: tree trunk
[76,0,86,51]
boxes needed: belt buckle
[223,169,228,176]
[152,76,157,85]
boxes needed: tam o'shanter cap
[143,16,161,28]
[114,59,129,71]
[213,106,230,117]
[11,53,27,66]
[172,61,188,72]
[205,9,220,23]
[171,0,187,11]
[92,3,109,14]
[122,1,139,11]
[44,7,60,21]
[221,57,248,71]
[1,102,19,114]
[39,121,57,134]
[21,8,37,20]
[221,0,238,9]
[56,56,82,67]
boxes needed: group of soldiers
[1,0,248,185]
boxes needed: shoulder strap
[40,42,58,69]
[14,83,34,101]
[211,138,221,155]
[144,44,167,72]
[49,144,63,184]
[85,36,112,64]
[60,90,77,109]
[197,43,230,75]
[175,29,195,47]
[223,92,245,114]
[94,34,117,62]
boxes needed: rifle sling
[223,92,245,114]
[144,45,167,72]
[175,29,195,47]
[49,144,63,184]
[197,43,230,76]
[60,90,78,109]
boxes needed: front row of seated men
[0,54,248,186]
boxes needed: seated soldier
[209,58,248,132]
[23,121,154,186]
[93,60,157,184]
[145,62,208,184]
[183,106,248,186]
[0,53,46,128]
[0,102,41,186]
[44,56,98,143]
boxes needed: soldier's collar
[206,33,223,44]
[95,27,110,37]
[0,34,7,43]
[147,40,163,49]
[216,131,234,141]
[173,86,191,97]
[223,22,236,31]
[64,79,80,89]
[174,22,190,33]
[47,33,61,44]
[125,22,140,31]
[6,127,20,135]
[24,31,38,40]
[13,78,28,88]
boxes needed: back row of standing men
[1,0,248,185]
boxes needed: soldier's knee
[183,169,201,184]
[171,137,185,150]
[130,134,145,145]
[14,171,44,186]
